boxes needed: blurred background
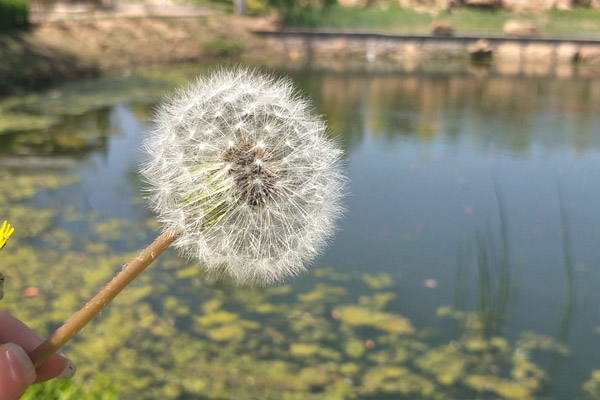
[1,0,600,399]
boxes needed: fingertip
[0,343,36,400]
[0,311,77,385]
[34,351,77,383]
[56,357,76,380]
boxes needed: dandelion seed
[141,67,345,284]
[29,68,345,366]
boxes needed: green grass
[283,4,432,31]
[203,38,246,57]
[282,4,600,38]
[22,377,118,400]
[540,8,600,37]
[445,8,509,35]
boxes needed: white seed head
[141,68,345,285]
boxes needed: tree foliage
[0,0,28,30]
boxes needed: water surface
[1,65,600,399]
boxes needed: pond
[1,64,600,399]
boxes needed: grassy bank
[2,7,599,96]
[0,15,277,96]
[283,4,600,38]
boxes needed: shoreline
[257,29,600,77]
[0,15,279,97]
[1,14,600,97]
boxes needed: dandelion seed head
[141,68,345,285]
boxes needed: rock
[398,0,459,9]
[556,43,579,63]
[522,43,554,64]
[577,46,600,64]
[464,0,501,6]
[496,42,522,63]
[396,0,417,8]
[502,0,554,11]
[434,0,460,9]
[431,21,454,36]
[555,0,573,10]
[468,39,493,61]
[338,0,368,6]
[503,20,540,38]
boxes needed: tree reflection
[293,69,600,156]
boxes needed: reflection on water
[1,66,600,399]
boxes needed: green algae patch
[195,310,239,326]
[584,370,600,399]
[361,366,436,397]
[465,375,535,399]
[1,207,55,238]
[416,345,467,385]
[517,331,570,356]
[297,283,347,303]
[337,305,414,334]
[297,365,342,392]
[0,113,60,134]
[511,352,545,385]
[175,264,204,279]
[206,324,246,341]
[195,309,259,342]
[252,302,288,314]
[0,172,77,203]
[361,272,394,289]
[290,343,322,357]
[344,338,365,359]
[94,219,138,242]
[163,296,191,316]
[290,343,341,361]
[0,164,571,400]
[312,267,351,282]
[2,70,191,117]
[358,292,395,310]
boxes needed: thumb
[0,343,36,400]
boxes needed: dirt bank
[0,15,279,96]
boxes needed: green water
[1,65,600,399]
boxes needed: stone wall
[502,0,590,11]
[258,31,600,77]
[337,0,600,10]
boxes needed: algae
[0,167,570,400]
[336,305,415,334]
[361,272,394,289]
[0,113,60,135]
[584,370,600,399]
[0,87,575,399]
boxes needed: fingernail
[0,343,37,385]
[56,356,76,380]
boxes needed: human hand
[0,310,76,400]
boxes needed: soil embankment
[0,15,279,96]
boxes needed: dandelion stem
[28,229,179,368]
